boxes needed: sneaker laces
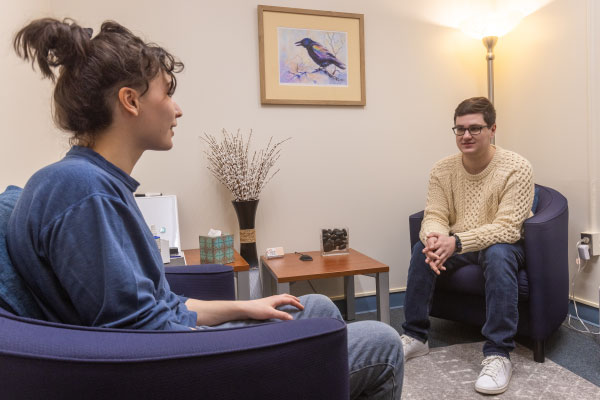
[480,356,506,381]
[401,335,417,347]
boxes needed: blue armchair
[409,184,569,363]
[0,186,349,399]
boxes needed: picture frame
[258,5,365,106]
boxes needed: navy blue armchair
[0,186,349,400]
[409,184,569,363]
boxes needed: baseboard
[333,290,405,316]
[333,289,600,327]
[568,300,600,327]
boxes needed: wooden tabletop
[260,248,388,282]
[182,249,250,272]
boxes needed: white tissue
[207,228,222,238]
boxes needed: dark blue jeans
[402,240,525,358]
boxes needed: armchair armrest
[523,185,569,339]
[0,309,349,400]
[165,264,235,301]
[409,211,425,249]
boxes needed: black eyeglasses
[451,125,489,136]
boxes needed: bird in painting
[294,38,346,70]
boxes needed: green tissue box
[199,234,235,264]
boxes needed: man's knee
[411,241,425,257]
[480,244,520,275]
[409,241,428,267]
[482,244,517,263]
[409,241,435,279]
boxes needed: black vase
[232,199,259,268]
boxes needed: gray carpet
[352,307,600,396]
[402,341,600,399]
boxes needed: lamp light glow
[455,6,528,145]
[411,0,552,34]
[455,8,527,108]
[458,11,525,39]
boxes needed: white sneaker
[475,355,512,394]
[400,334,429,360]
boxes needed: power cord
[563,239,600,335]
[289,280,318,293]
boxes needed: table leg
[276,282,290,294]
[344,275,356,321]
[376,272,390,324]
[260,260,273,297]
[236,270,250,300]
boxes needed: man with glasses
[400,97,534,395]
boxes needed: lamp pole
[482,36,498,104]
[482,36,498,144]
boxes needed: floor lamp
[483,36,498,144]
[459,11,524,145]
[482,36,498,105]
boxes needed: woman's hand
[185,294,303,326]
[243,294,304,321]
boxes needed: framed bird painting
[258,5,365,105]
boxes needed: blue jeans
[198,294,403,400]
[402,241,525,358]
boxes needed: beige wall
[1,0,67,186]
[2,0,598,306]
[496,0,600,307]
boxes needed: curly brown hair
[14,18,184,146]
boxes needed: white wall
[496,0,600,307]
[0,0,66,186]
[2,0,598,306]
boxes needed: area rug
[402,341,600,399]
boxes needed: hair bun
[14,18,92,81]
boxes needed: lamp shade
[459,11,524,39]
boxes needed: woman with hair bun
[8,18,403,399]
[9,17,307,330]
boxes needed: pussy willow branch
[201,129,291,201]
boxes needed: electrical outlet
[581,232,600,257]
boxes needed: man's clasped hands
[422,233,457,275]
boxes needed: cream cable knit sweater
[419,146,534,253]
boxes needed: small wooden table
[260,248,390,324]
[182,249,251,300]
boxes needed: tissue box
[265,247,285,259]
[199,234,235,264]
[156,238,171,264]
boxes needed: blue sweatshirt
[7,146,197,330]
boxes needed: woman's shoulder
[19,155,128,223]
[28,155,109,196]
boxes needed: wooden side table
[182,249,251,300]
[260,249,390,324]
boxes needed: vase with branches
[201,129,290,267]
